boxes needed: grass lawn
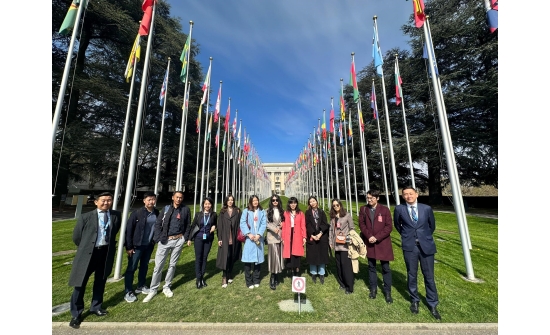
[52,196,497,323]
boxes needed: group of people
[67,186,441,328]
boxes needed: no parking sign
[292,276,306,293]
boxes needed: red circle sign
[292,277,306,293]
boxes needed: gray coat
[215,207,242,270]
[69,209,121,287]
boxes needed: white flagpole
[113,36,139,210]
[213,81,223,209]
[395,55,415,189]
[373,79,391,208]
[154,57,171,197]
[176,21,194,191]
[349,110,360,215]
[52,0,87,151]
[318,118,325,210]
[351,52,370,197]
[115,2,157,279]
[199,60,213,204]
[332,97,340,200]
[205,113,213,198]
[373,16,400,205]
[341,79,353,215]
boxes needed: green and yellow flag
[180,36,191,82]
[124,34,141,83]
[59,0,87,36]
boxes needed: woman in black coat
[305,196,330,284]
[215,195,242,288]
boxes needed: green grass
[52,196,497,323]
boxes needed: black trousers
[222,244,235,279]
[335,250,354,291]
[367,258,392,293]
[70,247,108,317]
[403,245,439,307]
[243,262,261,286]
[194,236,213,279]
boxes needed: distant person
[328,198,355,294]
[305,196,330,284]
[358,189,394,303]
[240,195,267,288]
[123,191,159,303]
[143,191,190,302]
[216,195,242,288]
[68,192,121,329]
[185,197,218,289]
[281,196,306,277]
[266,194,285,290]
[394,186,441,320]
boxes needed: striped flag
[59,0,87,36]
[124,34,141,83]
[372,23,383,77]
[179,35,191,82]
[412,0,426,28]
[214,84,221,122]
[371,83,378,119]
[395,61,403,106]
[159,65,168,106]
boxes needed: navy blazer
[393,203,437,255]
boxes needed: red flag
[139,0,155,36]
[224,101,230,133]
[329,100,335,133]
[395,62,403,106]
[412,0,426,28]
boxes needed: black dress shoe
[430,307,441,320]
[90,308,108,316]
[410,301,419,314]
[196,279,203,289]
[345,289,353,294]
[339,285,346,290]
[384,291,393,304]
[310,274,317,283]
[201,279,208,287]
[69,316,81,328]
[319,275,324,284]
[369,289,377,299]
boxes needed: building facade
[263,163,293,195]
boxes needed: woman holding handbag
[215,195,242,288]
[240,195,267,289]
[281,197,307,277]
[329,198,355,294]
[305,196,330,284]
[266,194,285,290]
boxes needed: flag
[222,133,226,152]
[372,24,384,77]
[371,83,378,120]
[214,85,221,122]
[206,114,213,141]
[196,116,200,133]
[237,122,241,148]
[339,87,346,120]
[124,34,141,83]
[139,0,155,36]
[348,112,353,140]
[232,116,237,138]
[316,122,321,144]
[179,35,191,82]
[330,100,335,133]
[349,59,359,103]
[201,63,211,106]
[59,0,87,36]
[395,61,403,106]
[422,43,439,77]
[358,108,364,132]
[321,111,327,140]
[339,122,343,146]
[486,0,498,33]
[224,101,230,132]
[215,128,219,147]
[412,0,426,28]
[159,66,168,106]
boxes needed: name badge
[203,233,207,240]
[336,222,341,229]
[378,215,383,222]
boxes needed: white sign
[291,276,306,293]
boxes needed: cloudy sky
[169,1,413,163]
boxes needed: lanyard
[203,213,210,227]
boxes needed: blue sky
[168,0,413,163]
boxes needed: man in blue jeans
[123,191,159,302]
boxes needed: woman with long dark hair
[305,196,330,284]
[240,195,267,288]
[266,194,285,290]
[215,194,242,288]
[329,198,355,294]
[281,196,307,277]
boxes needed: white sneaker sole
[142,292,157,303]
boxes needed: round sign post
[292,276,306,314]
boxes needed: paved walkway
[52,322,498,334]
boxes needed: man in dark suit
[394,186,441,320]
[68,192,121,328]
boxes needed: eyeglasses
[332,204,340,208]
[271,199,278,202]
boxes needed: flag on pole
[412,0,426,28]
[59,0,87,36]
[232,116,237,138]
[179,35,191,82]
[395,61,403,106]
[237,122,241,148]
[358,107,364,132]
[206,114,213,141]
[159,66,168,106]
[330,100,335,133]
[486,0,498,33]
[139,0,155,36]
[224,100,230,132]
[422,43,439,77]
[339,87,346,120]
[317,122,321,144]
[201,63,211,106]
[348,111,353,140]
[215,128,220,147]
[350,59,359,103]
[222,133,226,152]
[124,34,141,83]
[214,85,221,122]
[339,122,343,146]
[321,112,327,140]
[371,83,378,119]
[372,24,384,77]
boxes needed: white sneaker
[163,287,174,298]
[249,285,254,289]
[124,292,137,303]
[222,283,228,288]
[254,284,259,288]
[142,290,157,303]
[136,286,150,294]
[228,279,233,284]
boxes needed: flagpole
[351,52,370,198]
[349,111,360,215]
[231,112,238,201]
[213,82,223,209]
[205,113,213,199]
[154,57,171,197]
[341,79,353,215]
[114,1,157,279]
[332,97,340,200]
[113,36,139,210]
[373,79,391,208]
[373,16,400,206]
[358,98,370,191]
[395,55,415,189]
[318,118,325,210]
[176,21,194,191]
[199,59,213,203]
[221,130,227,198]
[52,0,87,151]
[423,17,475,279]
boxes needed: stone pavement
[52,322,498,335]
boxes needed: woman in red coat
[281,196,307,277]
[358,189,394,303]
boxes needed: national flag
[159,66,168,106]
[196,116,200,133]
[179,35,191,82]
[222,133,226,152]
[486,0,498,33]
[422,43,439,77]
[237,122,241,148]
[348,112,353,140]
[329,100,335,133]
[358,108,364,132]
[139,0,155,36]
[412,0,426,28]
[59,0,87,36]
[232,116,237,138]
[371,83,378,120]
[124,34,141,83]
[215,128,219,147]
[339,87,346,120]
[372,24,384,77]
[214,85,221,122]
[349,59,359,103]
[206,114,213,141]
[224,101,230,132]
[339,122,343,146]
[316,122,321,144]
[321,111,327,140]
[395,61,403,106]
[200,63,212,106]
